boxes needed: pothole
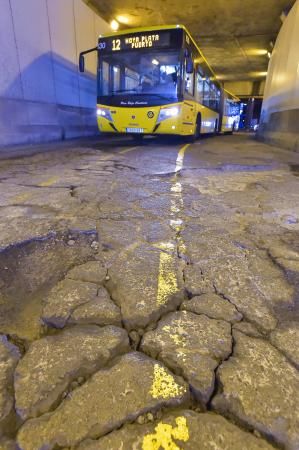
[0,230,98,341]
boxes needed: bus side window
[210,83,217,110]
[226,99,233,116]
[210,83,220,111]
[224,99,229,116]
[184,53,194,96]
[216,89,221,111]
[196,71,204,103]
[203,79,210,108]
[112,65,121,92]
[102,61,109,95]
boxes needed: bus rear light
[97,108,113,121]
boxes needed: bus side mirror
[186,58,194,74]
[79,54,85,73]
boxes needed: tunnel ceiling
[85,0,296,82]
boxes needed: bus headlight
[97,108,113,121]
[158,106,180,122]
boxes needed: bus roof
[99,24,219,84]
[99,24,185,39]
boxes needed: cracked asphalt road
[0,133,299,449]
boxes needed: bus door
[182,47,196,135]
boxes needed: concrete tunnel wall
[0,0,110,147]
[258,0,299,152]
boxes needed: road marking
[142,416,189,449]
[12,192,31,203]
[38,176,59,187]
[171,144,190,256]
[150,364,186,399]
[156,143,190,306]
[118,146,139,155]
[98,146,139,161]
[175,143,190,173]
[156,242,179,306]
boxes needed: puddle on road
[0,231,97,342]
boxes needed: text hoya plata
[125,34,160,49]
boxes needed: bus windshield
[98,50,181,106]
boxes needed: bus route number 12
[112,39,121,51]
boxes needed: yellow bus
[79,24,240,141]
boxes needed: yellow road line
[175,143,190,173]
[156,242,179,306]
[13,192,31,203]
[118,146,139,155]
[156,143,191,307]
[150,364,187,399]
[142,416,189,449]
[38,176,59,187]
[99,146,139,161]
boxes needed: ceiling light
[117,15,129,24]
[246,49,268,56]
[152,59,159,65]
[110,19,119,31]
[249,71,268,77]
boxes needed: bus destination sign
[98,31,172,53]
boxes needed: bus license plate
[126,128,144,133]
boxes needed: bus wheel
[132,134,144,144]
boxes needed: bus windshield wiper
[142,93,177,100]
[111,88,138,94]
[109,90,177,102]
[110,90,175,100]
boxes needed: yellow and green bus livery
[79,24,240,140]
